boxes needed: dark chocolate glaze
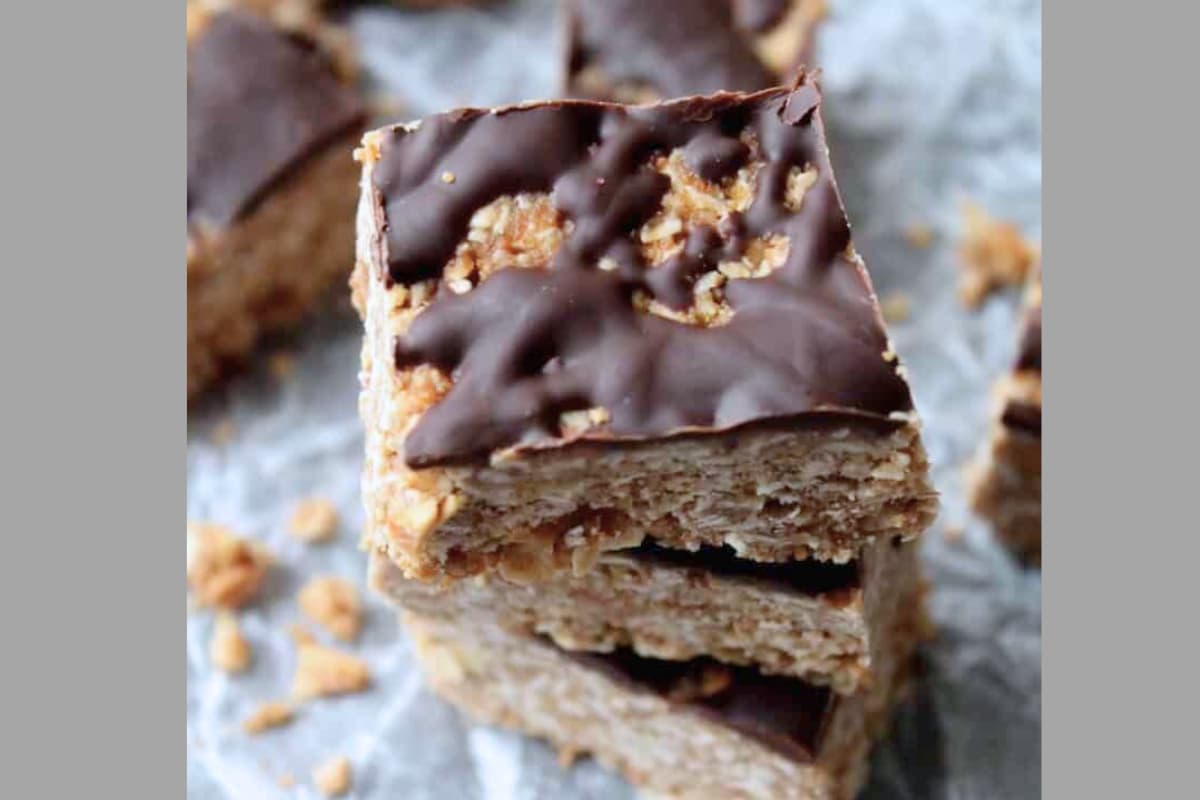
[566,0,777,98]
[187,11,365,230]
[567,644,835,762]
[373,81,912,467]
[630,539,860,598]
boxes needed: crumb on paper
[943,524,964,544]
[268,351,296,381]
[187,523,272,610]
[313,755,353,797]
[210,418,236,447]
[441,171,456,184]
[556,746,583,768]
[289,623,318,648]
[881,291,911,323]
[957,201,1038,308]
[242,702,294,735]
[277,773,296,789]
[288,498,339,543]
[292,641,371,700]
[210,613,252,673]
[298,576,363,642]
[904,222,934,249]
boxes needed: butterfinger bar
[354,77,937,580]
[187,4,365,398]
[404,603,918,800]
[563,0,828,103]
[371,537,920,694]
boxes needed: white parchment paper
[187,1,1041,796]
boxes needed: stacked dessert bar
[970,268,1042,560]
[355,75,937,798]
[187,2,364,399]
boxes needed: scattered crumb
[903,222,934,249]
[210,418,236,447]
[880,291,911,323]
[288,498,339,543]
[441,171,456,185]
[957,201,1038,308]
[556,746,583,768]
[187,523,272,610]
[277,773,296,789]
[668,664,733,702]
[298,577,363,643]
[268,351,296,381]
[289,623,318,648]
[292,642,371,700]
[943,525,964,544]
[210,613,252,673]
[313,755,353,797]
[242,702,295,735]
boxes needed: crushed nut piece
[298,577,363,642]
[187,523,272,610]
[957,202,1038,308]
[881,291,911,323]
[292,642,371,699]
[242,702,294,735]
[288,498,339,543]
[904,222,934,249]
[313,755,353,797]
[210,613,252,673]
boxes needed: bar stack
[355,75,938,800]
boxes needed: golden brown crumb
[210,613,252,673]
[292,642,371,700]
[298,576,363,643]
[288,623,318,648]
[556,746,583,768]
[187,523,272,610]
[210,418,236,447]
[268,351,296,381]
[943,524,964,544]
[880,291,911,323]
[242,702,295,735]
[957,202,1038,308]
[288,498,339,543]
[667,664,733,702]
[441,171,456,184]
[904,222,934,249]
[313,756,353,797]
[277,773,296,789]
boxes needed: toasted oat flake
[242,702,294,735]
[210,613,252,673]
[313,755,353,797]
[292,642,371,699]
[187,523,272,610]
[288,498,339,543]
[298,576,363,642]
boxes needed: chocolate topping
[631,540,860,598]
[187,11,365,230]
[568,645,834,761]
[373,81,912,467]
[565,0,778,98]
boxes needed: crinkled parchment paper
[187,1,1041,796]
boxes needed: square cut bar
[353,76,937,580]
[404,601,919,800]
[970,270,1042,560]
[563,0,828,103]
[187,4,365,399]
[371,537,920,694]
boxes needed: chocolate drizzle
[373,81,913,467]
[567,644,835,762]
[187,11,365,230]
[566,0,778,98]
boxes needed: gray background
[186,0,1041,797]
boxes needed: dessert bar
[353,76,937,580]
[187,4,365,398]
